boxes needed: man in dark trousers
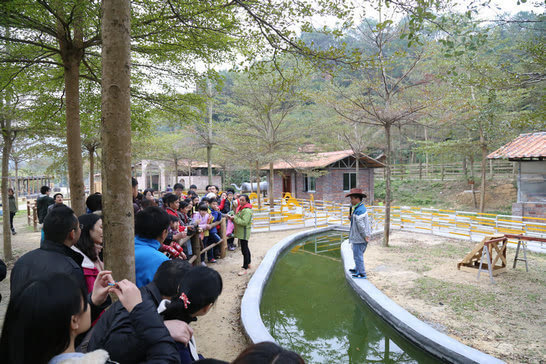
[346,188,371,279]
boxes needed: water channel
[260,230,439,363]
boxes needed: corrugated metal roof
[488,132,546,160]
[262,150,385,170]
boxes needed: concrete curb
[241,226,504,363]
[341,239,505,364]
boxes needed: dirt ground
[1,220,544,363]
[365,231,545,364]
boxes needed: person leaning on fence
[346,188,371,279]
[228,194,253,276]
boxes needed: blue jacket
[135,235,169,288]
[209,210,222,234]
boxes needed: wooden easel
[457,235,508,284]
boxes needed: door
[282,174,292,196]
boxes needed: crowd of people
[0,182,305,363]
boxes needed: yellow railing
[248,194,546,248]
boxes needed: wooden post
[191,234,201,266]
[219,217,227,258]
[27,200,31,226]
[33,204,38,232]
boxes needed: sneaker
[352,273,367,279]
[201,261,207,267]
[349,268,357,273]
[209,259,217,263]
[228,246,236,251]
[238,269,248,276]
[11,230,16,235]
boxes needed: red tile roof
[262,150,385,170]
[488,132,546,160]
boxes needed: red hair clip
[180,292,191,309]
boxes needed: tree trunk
[479,125,487,213]
[101,0,134,281]
[15,160,19,196]
[462,156,467,179]
[355,152,359,185]
[269,162,274,211]
[1,127,13,260]
[206,144,212,186]
[57,3,85,216]
[64,58,85,215]
[383,123,391,247]
[424,125,429,176]
[173,156,178,185]
[89,147,95,194]
[255,161,261,209]
[469,156,477,209]
[207,80,213,186]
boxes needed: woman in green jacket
[229,194,253,276]
[8,188,17,235]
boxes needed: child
[208,198,223,260]
[162,215,188,260]
[159,266,223,363]
[193,203,213,264]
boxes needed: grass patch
[409,277,497,319]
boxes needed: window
[303,175,316,192]
[343,173,356,191]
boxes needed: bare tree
[327,11,433,247]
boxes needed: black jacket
[36,194,54,223]
[88,282,180,364]
[10,239,110,320]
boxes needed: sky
[312,0,545,28]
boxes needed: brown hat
[345,188,367,198]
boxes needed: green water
[261,231,439,364]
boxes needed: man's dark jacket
[36,194,54,223]
[10,239,110,320]
[88,282,180,364]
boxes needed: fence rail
[248,194,546,250]
[374,160,515,180]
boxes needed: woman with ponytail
[159,266,223,363]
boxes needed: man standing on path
[36,185,54,224]
[346,188,371,279]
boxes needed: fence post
[27,200,31,226]
[33,205,38,232]
[219,218,227,259]
[191,234,201,266]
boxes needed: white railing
[248,195,546,249]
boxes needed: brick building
[263,150,385,204]
[488,132,546,219]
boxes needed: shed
[488,132,546,218]
[263,150,385,203]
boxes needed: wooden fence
[374,160,515,180]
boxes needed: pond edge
[240,226,504,364]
